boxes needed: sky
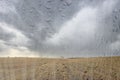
[0,0,120,57]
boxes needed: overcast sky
[0,0,120,57]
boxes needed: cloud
[0,0,120,57]
[43,0,119,57]
[0,40,9,51]
[0,22,30,55]
[46,7,97,46]
[0,0,17,14]
[110,34,120,54]
[0,48,39,57]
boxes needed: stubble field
[0,56,120,80]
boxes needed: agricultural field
[0,56,120,80]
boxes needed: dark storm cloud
[0,0,120,57]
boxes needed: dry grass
[0,56,120,80]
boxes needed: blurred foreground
[0,56,120,80]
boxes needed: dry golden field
[0,56,120,80]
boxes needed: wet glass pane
[0,0,120,80]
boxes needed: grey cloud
[0,0,120,57]
[0,28,14,41]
